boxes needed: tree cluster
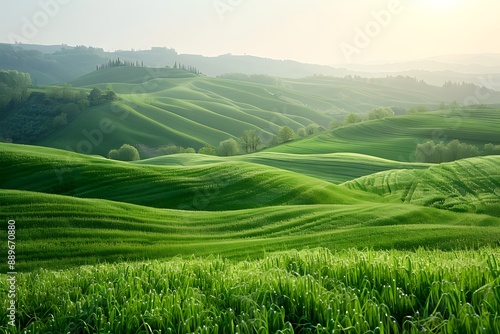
[56,45,104,54]
[368,107,394,120]
[96,57,144,71]
[407,106,429,114]
[108,144,141,161]
[173,62,201,75]
[134,123,328,160]
[0,84,91,143]
[88,87,118,106]
[0,70,31,112]
[239,130,262,153]
[415,139,500,163]
[343,112,362,125]
[341,107,395,126]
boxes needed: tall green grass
[1,248,499,333]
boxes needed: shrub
[108,144,140,161]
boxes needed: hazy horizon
[1,0,500,66]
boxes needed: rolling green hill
[2,143,500,272]
[344,155,500,216]
[0,143,380,211]
[26,67,497,157]
[36,67,333,156]
[4,44,500,334]
[70,66,198,86]
[267,108,500,161]
[2,142,499,271]
[2,189,499,271]
[137,152,431,184]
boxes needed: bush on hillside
[344,112,361,125]
[108,144,141,161]
[277,126,295,143]
[415,139,499,163]
[218,138,239,156]
[198,145,217,155]
[369,107,394,120]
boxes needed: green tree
[408,106,429,115]
[416,139,482,163]
[52,112,68,128]
[328,119,342,130]
[484,143,500,155]
[369,107,394,120]
[108,144,140,161]
[344,113,361,125]
[277,126,295,143]
[0,70,31,111]
[306,123,321,135]
[297,127,307,137]
[157,144,180,155]
[108,149,120,160]
[218,138,239,156]
[240,129,262,153]
[105,90,118,101]
[198,145,217,155]
[415,141,435,163]
[88,87,102,106]
[180,147,196,153]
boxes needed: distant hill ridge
[2,43,500,87]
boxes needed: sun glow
[425,0,465,9]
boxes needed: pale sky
[1,0,499,65]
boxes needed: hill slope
[2,189,499,271]
[37,67,333,155]
[30,67,499,157]
[137,152,431,184]
[344,156,500,216]
[0,143,379,210]
[267,108,500,161]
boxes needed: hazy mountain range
[2,43,500,89]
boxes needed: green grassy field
[2,189,500,272]
[29,66,484,156]
[1,248,499,333]
[1,67,500,333]
[136,152,431,184]
[267,108,500,161]
[1,143,499,274]
[0,143,380,210]
[344,155,500,216]
[38,67,334,155]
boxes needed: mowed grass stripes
[344,156,500,215]
[2,189,499,271]
[0,143,380,210]
[268,108,500,161]
[136,152,432,184]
